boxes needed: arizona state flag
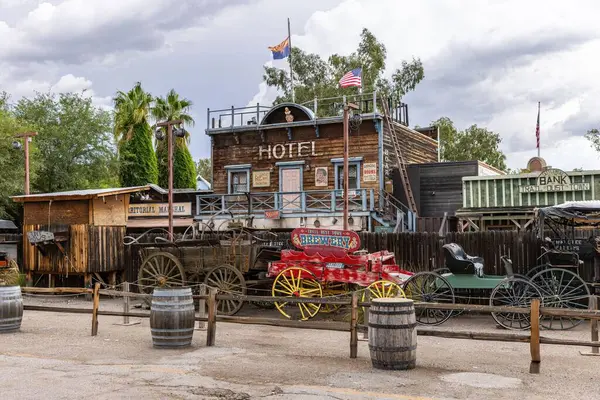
[269,37,290,60]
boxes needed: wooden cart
[134,228,283,315]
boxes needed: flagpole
[287,18,295,103]
[537,102,541,158]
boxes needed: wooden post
[206,287,217,346]
[91,282,100,336]
[350,291,358,359]
[363,289,370,340]
[196,284,207,331]
[123,281,130,325]
[580,295,599,356]
[529,298,541,373]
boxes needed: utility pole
[156,120,183,240]
[342,102,359,231]
[13,131,38,195]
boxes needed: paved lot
[0,295,598,400]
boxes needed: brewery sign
[128,202,192,217]
[519,168,590,193]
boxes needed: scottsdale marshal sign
[519,168,590,193]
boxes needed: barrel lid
[372,297,414,304]
[152,286,192,296]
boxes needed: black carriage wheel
[138,252,186,294]
[402,271,455,326]
[529,267,591,330]
[490,276,542,330]
[204,264,247,316]
[525,264,549,279]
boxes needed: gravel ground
[0,294,598,400]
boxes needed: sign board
[252,170,270,187]
[128,202,192,217]
[258,141,317,160]
[519,168,590,193]
[315,167,328,187]
[264,210,280,219]
[290,228,360,252]
[363,162,377,182]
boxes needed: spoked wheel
[320,282,350,313]
[403,272,455,326]
[530,268,591,330]
[272,267,323,320]
[138,252,186,294]
[434,268,466,317]
[525,264,549,279]
[490,276,542,330]
[361,280,405,315]
[204,264,247,316]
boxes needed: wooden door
[281,168,302,210]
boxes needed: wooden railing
[196,189,375,216]
[20,286,600,375]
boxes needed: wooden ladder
[381,97,418,216]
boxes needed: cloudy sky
[2,0,600,171]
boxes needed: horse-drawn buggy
[130,227,284,315]
[267,226,593,331]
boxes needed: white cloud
[250,0,600,171]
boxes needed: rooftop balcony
[205,91,410,132]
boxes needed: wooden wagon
[132,227,284,315]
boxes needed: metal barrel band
[371,360,416,369]
[368,344,417,352]
[367,322,417,329]
[369,309,415,315]
[150,328,195,333]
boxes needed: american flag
[536,102,540,149]
[339,68,362,88]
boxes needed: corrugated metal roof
[11,185,151,201]
[0,220,18,230]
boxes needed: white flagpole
[288,18,295,103]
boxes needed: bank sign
[519,168,590,193]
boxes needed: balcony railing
[196,189,375,216]
[206,91,409,131]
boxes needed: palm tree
[113,82,158,186]
[151,89,197,189]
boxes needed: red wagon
[267,228,414,320]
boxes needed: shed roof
[0,220,18,230]
[11,186,152,202]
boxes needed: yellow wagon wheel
[320,282,350,313]
[272,267,323,321]
[361,280,405,314]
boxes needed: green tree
[585,128,600,153]
[263,28,424,110]
[113,82,158,187]
[13,92,118,193]
[0,108,29,220]
[196,158,212,182]
[151,89,196,189]
[431,117,507,172]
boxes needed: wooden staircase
[381,96,418,216]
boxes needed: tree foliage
[431,117,508,172]
[151,89,196,189]
[113,82,158,186]
[13,92,118,193]
[0,109,28,220]
[263,28,424,109]
[585,128,600,153]
[196,158,212,182]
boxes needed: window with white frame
[331,157,362,190]
[225,165,251,194]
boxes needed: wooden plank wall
[22,224,125,274]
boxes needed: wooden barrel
[368,297,417,370]
[150,287,195,348]
[0,286,24,333]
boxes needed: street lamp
[13,131,38,195]
[154,120,183,240]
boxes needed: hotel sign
[519,168,590,193]
[128,202,192,217]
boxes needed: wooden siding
[92,195,128,226]
[463,173,600,208]
[24,200,89,225]
[22,224,125,274]
[408,162,479,217]
[212,123,381,194]
[385,121,438,165]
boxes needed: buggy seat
[442,243,484,277]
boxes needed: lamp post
[155,120,184,240]
[342,102,359,231]
[13,131,38,195]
